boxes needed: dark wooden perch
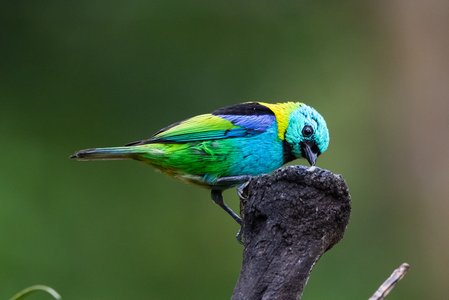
[232,165,351,300]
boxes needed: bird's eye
[302,125,314,137]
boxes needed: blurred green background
[2,1,449,299]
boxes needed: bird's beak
[300,141,319,166]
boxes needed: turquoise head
[285,104,329,165]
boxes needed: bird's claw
[236,227,244,245]
[237,181,250,200]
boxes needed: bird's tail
[70,146,145,161]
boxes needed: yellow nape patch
[260,102,302,140]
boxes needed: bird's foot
[237,181,250,200]
[211,190,242,225]
[236,227,244,245]
[214,175,252,188]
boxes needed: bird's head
[285,104,329,166]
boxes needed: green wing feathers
[70,114,240,162]
[130,114,245,144]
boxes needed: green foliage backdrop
[2,1,448,299]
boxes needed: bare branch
[232,166,351,300]
[368,263,411,300]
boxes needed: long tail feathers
[70,147,140,161]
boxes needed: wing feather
[127,103,276,145]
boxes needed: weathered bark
[232,166,351,300]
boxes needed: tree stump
[232,166,351,300]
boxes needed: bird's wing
[127,102,276,145]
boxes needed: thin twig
[9,285,62,300]
[368,263,410,300]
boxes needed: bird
[70,101,329,225]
